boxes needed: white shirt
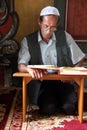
[18,31,85,66]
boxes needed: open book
[27,65,87,75]
[27,65,59,73]
[27,65,59,70]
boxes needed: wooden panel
[65,0,87,41]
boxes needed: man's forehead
[42,15,59,22]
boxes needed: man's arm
[18,64,29,72]
[18,63,43,79]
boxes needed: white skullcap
[40,6,60,16]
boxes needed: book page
[27,65,60,70]
[60,67,87,75]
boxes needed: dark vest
[26,30,73,67]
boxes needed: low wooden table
[13,71,87,123]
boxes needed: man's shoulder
[25,31,38,44]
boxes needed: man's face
[38,15,58,42]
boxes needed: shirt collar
[38,31,56,43]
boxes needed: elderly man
[18,6,85,115]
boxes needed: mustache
[44,30,52,35]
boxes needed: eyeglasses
[41,23,57,32]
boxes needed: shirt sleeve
[18,37,31,65]
[65,31,85,65]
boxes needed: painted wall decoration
[0,0,19,45]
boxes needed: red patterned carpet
[0,87,87,130]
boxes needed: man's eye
[45,25,48,28]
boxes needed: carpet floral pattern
[0,88,18,130]
[0,88,87,130]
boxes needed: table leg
[22,77,32,122]
[22,77,27,122]
[78,78,84,123]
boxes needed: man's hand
[28,68,44,79]
[18,64,48,79]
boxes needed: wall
[14,0,87,52]
[54,0,87,53]
[14,0,54,44]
